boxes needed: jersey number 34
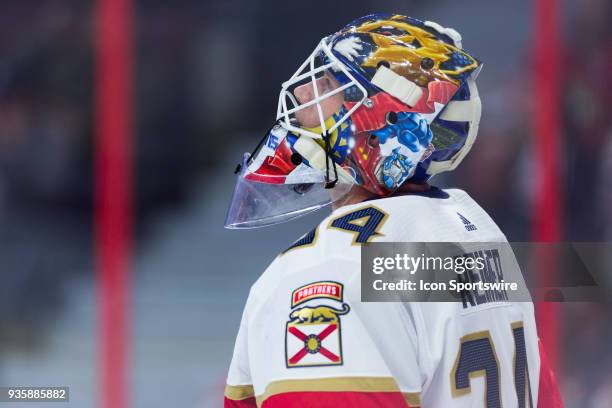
[452,322,532,408]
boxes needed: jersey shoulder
[251,187,505,306]
[322,187,506,243]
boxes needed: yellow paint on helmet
[349,16,478,86]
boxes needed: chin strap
[323,131,339,189]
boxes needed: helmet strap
[323,131,339,189]
[235,121,280,174]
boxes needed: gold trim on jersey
[224,384,255,401]
[255,376,420,406]
[403,391,422,406]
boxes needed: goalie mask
[226,14,482,229]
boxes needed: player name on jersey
[458,248,510,308]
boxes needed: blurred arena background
[0,0,610,407]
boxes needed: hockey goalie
[223,14,563,408]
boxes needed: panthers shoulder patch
[285,281,350,368]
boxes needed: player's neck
[331,182,431,210]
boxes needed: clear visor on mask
[224,152,354,229]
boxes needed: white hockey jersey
[224,188,562,408]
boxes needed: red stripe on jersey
[261,391,412,407]
[224,396,257,408]
[537,340,564,407]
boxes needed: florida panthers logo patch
[285,281,350,368]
